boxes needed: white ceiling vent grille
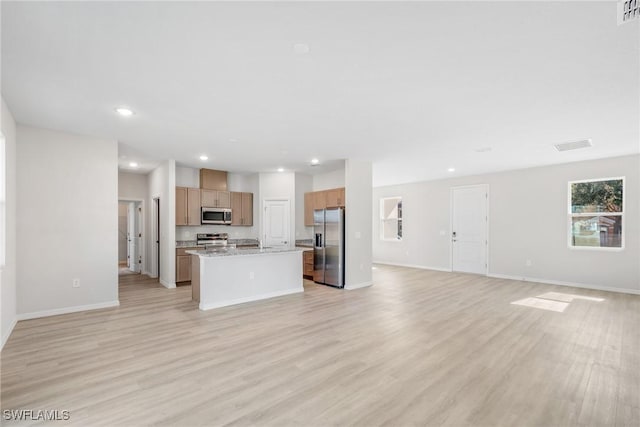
[618,0,640,25]
[554,139,593,152]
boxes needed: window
[380,197,402,241]
[569,177,624,249]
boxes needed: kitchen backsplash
[176,225,257,240]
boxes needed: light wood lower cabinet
[176,247,198,283]
[303,250,314,278]
[191,254,200,302]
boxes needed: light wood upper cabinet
[325,188,345,208]
[176,187,201,226]
[304,188,345,225]
[176,187,187,226]
[313,191,327,210]
[201,189,230,208]
[199,169,228,191]
[304,192,314,226]
[230,192,243,226]
[230,192,253,226]
[241,192,253,226]
[187,188,201,225]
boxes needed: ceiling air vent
[554,139,593,152]
[618,0,640,25]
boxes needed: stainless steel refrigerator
[314,207,345,288]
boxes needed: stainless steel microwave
[201,207,232,225]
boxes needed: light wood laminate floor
[1,265,638,426]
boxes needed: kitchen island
[186,247,304,310]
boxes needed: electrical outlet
[249,272,255,280]
[72,279,80,288]
[525,260,532,267]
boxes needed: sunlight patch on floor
[511,297,569,312]
[512,291,604,312]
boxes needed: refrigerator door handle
[315,233,322,248]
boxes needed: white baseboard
[199,288,303,311]
[374,261,452,273]
[16,300,120,321]
[345,281,373,290]
[487,273,640,296]
[159,278,176,289]
[1,318,18,351]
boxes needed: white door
[452,185,488,275]
[135,203,142,272]
[263,199,291,248]
[127,202,137,272]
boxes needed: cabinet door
[241,192,253,225]
[176,255,191,282]
[201,189,216,207]
[176,187,187,226]
[199,169,228,190]
[337,187,345,207]
[304,192,314,226]
[217,191,231,208]
[187,188,201,225]
[313,191,327,210]
[230,192,243,225]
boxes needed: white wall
[345,160,373,289]
[16,126,119,318]
[148,160,176,287]
[1,97,17,349]
[313,167,345,191]
[295,173,313,240]
[373,155,640,294]
[118,171,148,201]
[259,172,296,246]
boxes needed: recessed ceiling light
[293,43,310,55]
[277,167,285,172]
[199,155,209,161]
[447,167,455,172]
[115,107,134,117]
[554,139,593,152]
[311,158,320,165]
[228,138,238,144]
[129,162,138,168]
[475,146,492,153]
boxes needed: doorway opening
[451,184,489,275]
[118,200,143,276]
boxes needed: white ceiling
[2,1,638,186]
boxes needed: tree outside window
[569,178,623,249]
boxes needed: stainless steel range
[197,233,228,247]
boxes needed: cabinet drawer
[176,247,199,256]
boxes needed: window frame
[567,176,625,251]
[380,196,402,242]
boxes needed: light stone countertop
[186,247,304,258]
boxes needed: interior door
[127,202,139,272]
[263,199,290,248]
[134,202,142,272]
[452,185,488,275]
